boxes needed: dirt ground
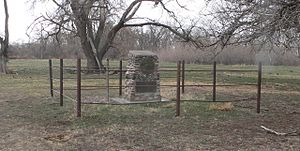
[0,86,299,150]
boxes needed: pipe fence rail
[48,59,262,117]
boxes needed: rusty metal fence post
[49,59,53,97]
[119,60,122,96]
[77,59,81,117]
[106,59,110,102]
[257,62,262,113]
[60,59,64,106]
[176,61,181,117]
[213,61,217,101]
[182,60,185,94]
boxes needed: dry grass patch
[44,133,72,143]
[161,103,174,108]
[209,102,234,111]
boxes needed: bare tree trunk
[97,24,124,70]
[0,0,9,74]
[70,0,101,71]
[85,47,99,71]
[77,27,99,71]
[0,49,8,74]
[0,38,6,73]
[296,44,300,58]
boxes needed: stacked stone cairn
[124,51,161,102]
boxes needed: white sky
[0,0,207,43]
[0,0,41,43]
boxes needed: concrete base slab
[82,97,171,105]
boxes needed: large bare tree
[29,0,204,70]
[0,0,9,74]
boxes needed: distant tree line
[10,26,175,59]
[9,26,300,66]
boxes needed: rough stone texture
[124,50,161,102]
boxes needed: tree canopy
[207,0,300,51]
[28,0,300,69]
[29,0,205,70]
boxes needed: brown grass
[209,102,234,111]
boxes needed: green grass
[0,59,299,150]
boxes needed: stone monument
[124,50,161,102]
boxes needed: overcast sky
[0,0,206,43]
[0,0,44,43]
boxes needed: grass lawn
[0,59,299,150]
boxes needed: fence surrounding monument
[49,59,262,117]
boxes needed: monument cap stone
[128,50,157,56]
